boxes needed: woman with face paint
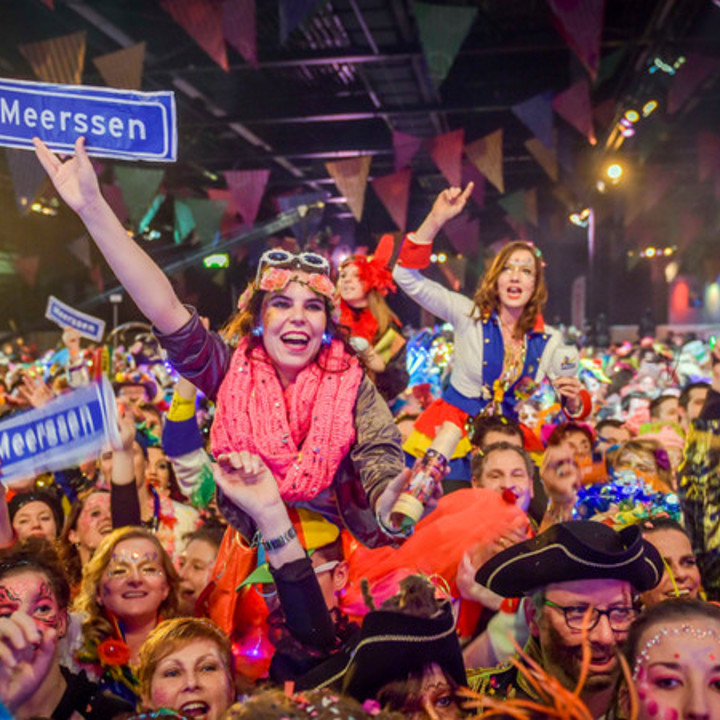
[394,186,589,488]
[33,136,412,555]
[0,538,133,719]
[74,526,179,704]
[622,599,720,720]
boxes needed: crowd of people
[0,137,718,720]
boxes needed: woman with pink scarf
[34,137,412,552]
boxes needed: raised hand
[33,136,102,215]
[414,183,475,244]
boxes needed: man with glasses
[468,520,664,719]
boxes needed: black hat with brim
[475,520,663,597]
[299,600,466,701]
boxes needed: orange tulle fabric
[340,487,531,617]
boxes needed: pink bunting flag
[224,169,270,227]
[698,133,720,182]
[392,130,423,171]
[552,81,596,145]
[208,188,242,235]
[428,129,465,187]
[546,0,605,81]
[465,129,504,194]
[19,31,86,84]
[668,54,720,115]
[325,156,372,222]
[93,42,146,90]
[443,213,479,257]
[160,0,228,71]
[223,0,257,67]
[371,169,411,232]
[13,256,40,288]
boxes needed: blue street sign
[0,77,176,161]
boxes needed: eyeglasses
[543,599,638,632]
[313,560,340,575]
[255,249,330,285]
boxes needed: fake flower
[306,272,335,297]
[236,285,254,312]
[654,447,671,471]
[260,267,294,292]
[97,638,131,666]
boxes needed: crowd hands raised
[0,142,717,719]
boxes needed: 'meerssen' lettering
[0,405,96,462]
[1,98,147,140]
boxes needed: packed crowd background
[0,140,719,720]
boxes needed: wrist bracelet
[261,525,297,552]
[375,509,411,538]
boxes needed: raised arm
[33,136,190,334]
[413,182,474,244]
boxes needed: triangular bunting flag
[698,133,720,182]
[93,42,146,90]
[668,53,720,115]
[325,156,372,222]
[413,1,478,89]
[465,129,504,194]
[525,137,559,182]
[19,30,86,84]
[174,199,196,244]
[498,190,527,225]
[138,195,166,235]
[14,256,40,288]
[393,130,423,171]
[223,0,257,67]
[552,81,596,144]
[207,188,242,235]
[41,0,55,8]
[524,188,538,227]
[69,235,92,268]
[547,0,605,80]
[443,213,479,257]
[428,129,465,186]
[276,191,326,243]
[160,0,228,71]
[462,161,486,208]
[512,91,554,150]
[101,183,130,226]
[371,169,411,232]
[279,0,323,44]
[5,148,48,214]
[184,198,227,244]
[224,169,270,227]
[114,166,165,227]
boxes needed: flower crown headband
[237,264,341,322]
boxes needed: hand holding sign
[33,136,101,216]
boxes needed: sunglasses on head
[255,249,330,285]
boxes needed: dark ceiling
[0,0,718,337]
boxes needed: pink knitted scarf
[211,336,364,502]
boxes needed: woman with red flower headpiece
[338,235,409,402]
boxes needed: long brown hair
[471,241,547,335]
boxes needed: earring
[322,332,332,345]
[252,325,264,337]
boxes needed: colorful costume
[393,235,565,481]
